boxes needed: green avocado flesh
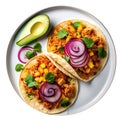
[16,14,50,46]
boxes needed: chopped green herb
[72,22,81,28]
[60,100,70,107]
[45,72,55,83]
[15,63,24,72]
[57,29,68,39]
[25,50,35,59]
[64,56,70,62]
[27,94,34,100]
[58,46,64,52]
[82,37,94,48]
[98,47,107,58]
[33,42,42,52]
[25,75,36,87]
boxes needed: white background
[0,0,120,119]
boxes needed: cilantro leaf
[60,100,70,107]
[15,63,24,72]
[45,72,55,83]
[98,47,107,58]
[58,46,64,52]
[72,22,81,28]
[25,75,36,87]
[57,29,68,39]
[82,37,94,48]
[64,56,70,62]
[25,50,35,59]
[27,94,34,100]
[33,42,42,52]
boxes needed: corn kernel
[23,71,29,78]
[35,77,45,83]
[62,94,69,100]
[65,97,69,100]
[44,68,48,74]
[50,46,56,51]
[39,76,44,82]
[66,35,71,42]
[40,63,46,69]
[34,71,40,77]
[77,25,83,32]
[76,32,81,38]
[69,26,76,32]
[88,60,94,69]
[90,51,94,56]
[35,77,40,82]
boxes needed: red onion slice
[71,51,88,63]
[71,51,88,62]
[65,39,86,57]
[69,41,85,56]
[18,46,37,64]
[70,55,89,68]
[70,49,87,59]
[39,82,62,103]
[64,38,89,67]
[40,83,55,97]
[44,86,55,97]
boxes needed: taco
[19,53,78,114]
[47,19,108,82]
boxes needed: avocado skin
[16,14,50,46]
[16,34,38,46]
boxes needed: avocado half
[16,14,50,46]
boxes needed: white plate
[6,6,116,115]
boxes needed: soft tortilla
[47,19,108,82]
[19,53,78,114]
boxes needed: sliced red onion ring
[41,83,55,97]
[71,52,87,63]
[69,41,85,56]
[70,55,89,68]
[65,39,86,57]
[39,82,62,103]
[64,38,89,68]
[18,46,37,64]
[71,54,88,65]
[71,42,80,52]
[70,49,87,59]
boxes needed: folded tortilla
[47,19,108,82]
[19,53,78,114]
